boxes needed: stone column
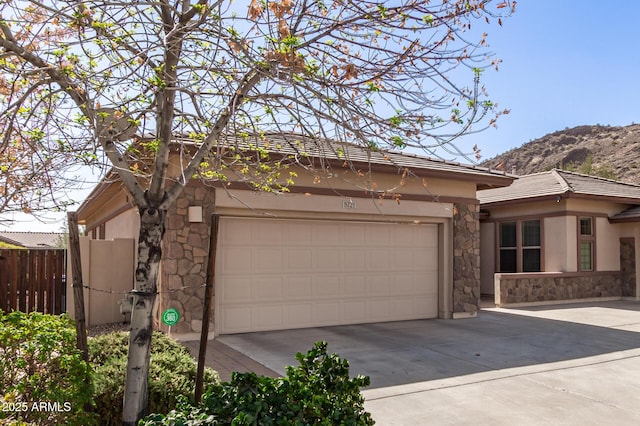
[452,202,481,316]
[160,182,215,333]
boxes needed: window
[499,222,517,272]
[521,220,541,272]
[498,219,541,272]
[579,217,594,271]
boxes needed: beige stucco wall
[544,216,573,272]
[169,157,479,200]
[565,198,627,216]
[482,197,630,279]
[214,188,454,221]
[105,207,140,241]
[480,222,495,295]
[482,199,562,220]
[596,216,620,271]
[67,237,135,326]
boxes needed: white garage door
[216,217,439,334]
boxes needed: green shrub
[142,341,374,425]
[0,311,95,426]
[88,331,219,425]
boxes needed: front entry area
[215,217,439,334]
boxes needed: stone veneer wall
[452,202,481,315]
[620,238,636,298]
[159,182,215,333]
[495,272,622,305]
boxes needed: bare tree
[0,0,514,422]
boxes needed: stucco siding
[105,208,140,241]
[544,216,574,272]
[596,216,620,271]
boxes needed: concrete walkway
[212,300,640,425]
[182,339,280,382]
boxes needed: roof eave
[481,190,640,208]
[609,216,640,224]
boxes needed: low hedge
[88,331,219,425]
[0,311,96,425]
[142,341,375,425]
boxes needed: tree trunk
[122,206,166,425]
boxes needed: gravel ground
[86,322,131,337]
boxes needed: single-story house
[478,169,640,306]
[0,231,64,249]
[75,133,514,334]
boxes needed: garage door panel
[284,276,312,298]
[342,276,366,295]
[340,224,366,244]
[368,275,390,295]
[287,222,313,244]
[419,247,439,265]
[366,299,391,320]
[315,302,341,323]
[343,248,365,269]
[222,307,252,332]
[413,297,438,317]
[366,226,390,244]
[221,247,250,273]
[391,225,417,244]
[253,247,283,271]
[286,248,312,270]
[313,223,341,242]
[391,248,418,269]
[222,277,252,301]
[367,249,391,271]
[422,271,439,291]
[313,275,340,297]
[255,277,283,299]
[389,298,414,316]
[285,304,313,325]
[313,248,342,270]
[254,305,283,328]
[256,222,283,244]
[221,220,252,245]
[390,273,415,294]
[217,218,439,334]
[343,301,366,321]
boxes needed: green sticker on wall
[162,308,180,326]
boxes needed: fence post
[68,212,89,362]
[0,250,6,312]
[195,214,219,403]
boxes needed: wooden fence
[0,249,67,314]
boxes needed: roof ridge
[0,231,62,235]
[553,168,640,188]
[165,131,515,178]
[550,169,573,193]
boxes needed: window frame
[578,216,596,272]
[521,219,542,272]
[498,221,517,273]
[497,219,543,273]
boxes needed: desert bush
[0,311,95,425]
[142,341,374,425]
[88,331,218,425]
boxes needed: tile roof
[610,205,640,222]
[0,232,64,249]
[478,169,640,205]
[171,132,515,189]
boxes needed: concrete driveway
[217,301,640,425]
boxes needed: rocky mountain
[480,124,640,184]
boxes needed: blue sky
[4,0,640,232]
[461,0,640,160]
